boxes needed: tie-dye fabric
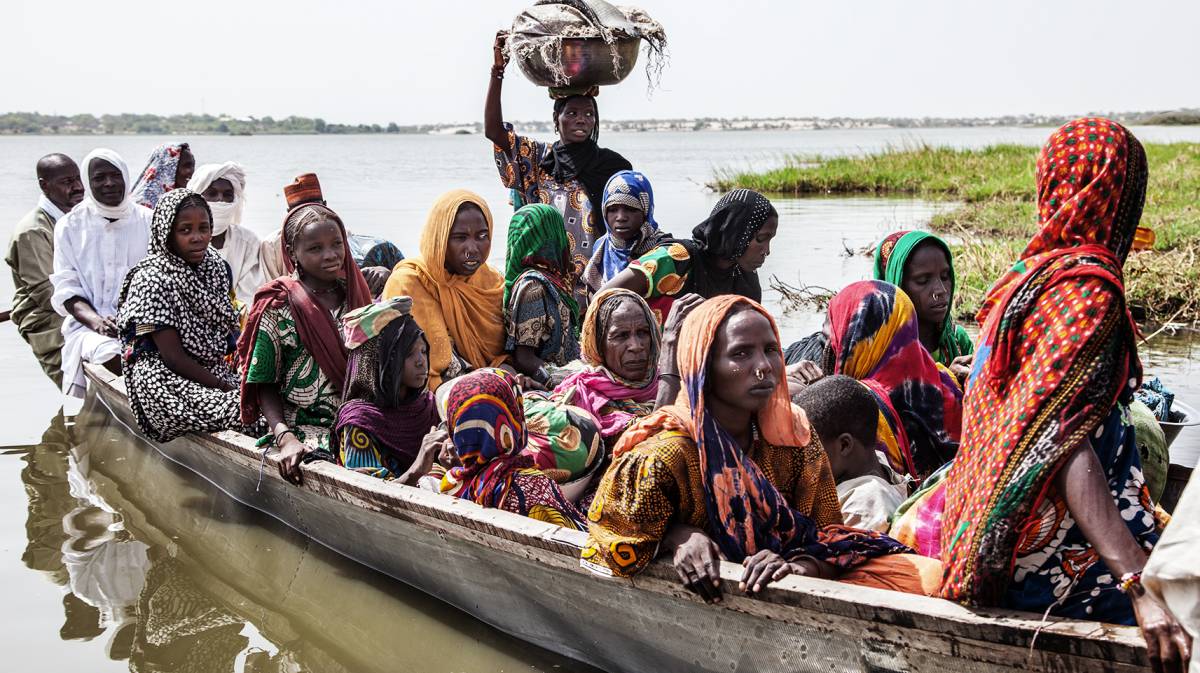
[827,281,963,480]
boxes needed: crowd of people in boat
[5,103,1191,669]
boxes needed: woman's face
[168,204,213,266]
[201,177,236,203]
[902,241,952,329]
[292,218,345,283]
[556,98,596,145]
[605,204,644,243]
[734,215,778,271]
[444,205,490,276]
[174,148,195,188]
[602,300,654,381]
[708,309,782,414]
[401,338,430,391]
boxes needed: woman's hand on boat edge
[666,524,723,604]
[741,551,832,595]
[399,426,450,486]
[277,435,309,486]
[1133,592,1192,673]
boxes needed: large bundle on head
[507,0,667,95]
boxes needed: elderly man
[6,154,86,387]
[50,149,151,398]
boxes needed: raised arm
[484,31,511,152]
[601,266,650,298]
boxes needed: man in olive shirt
[5,154,84,387]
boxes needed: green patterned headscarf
[872,230,969,363]
[503,204,579,327]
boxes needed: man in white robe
[187,162,264,303]
[50,149,151,398]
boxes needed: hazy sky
[3,0,1196,124]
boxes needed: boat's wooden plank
[83,364,1150,673]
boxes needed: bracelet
[274,429,296,444]
[1117,571,1144,596]
[491,66,505,80]
[659,372,681,380]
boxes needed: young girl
[117,189,241,442]
[334,296,439,479]
[237,202,372,485]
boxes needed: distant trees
[0,112,426,135]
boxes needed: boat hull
[84,364,1151,673]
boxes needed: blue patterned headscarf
[595,170,660,282]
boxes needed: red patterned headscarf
[940,118,1146,605]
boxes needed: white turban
[187,162,246,235]
[80,148,133,220]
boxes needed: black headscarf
[539,95,632,217]
[672,188,776,301]
[377,315,429,408]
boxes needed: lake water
[2,127,1198,672]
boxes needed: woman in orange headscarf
[382,190,507,389]
[581,295,937,601]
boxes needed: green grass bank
[714,143,1200,325]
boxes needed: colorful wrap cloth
[334,297,438,478]
[827,280,963,480]
[873,230,974,366]
[582,170,671,291]
[594,295,908,568]
[939,117,1150,611]
[130,143,189,209]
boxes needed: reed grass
[715,142,1200,325]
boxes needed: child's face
[819,431,871,482]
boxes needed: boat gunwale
[84,363,1151,669]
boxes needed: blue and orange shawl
[939,117,1147,606]
[612,295,907,566]
[827,280,963,481]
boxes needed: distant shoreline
[2,109,1197,136]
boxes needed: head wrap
[872,230,968,363]
[284,173,324,209]
[940,119,1147,605]
[590,170,665,284]
[382,190,506,389]
[503,203,580,327]
[236,203,371,424]
[613,295,908,565]
[186,162,246,236]
[116,189,238,373]
[539,95,632,217]
[692,189,776,261]
[438,369,533,506]
[80,148,135,220]
[334,296,438,472]
[553,288,660,438]
[130,143,189,209]
[826,280,962,480]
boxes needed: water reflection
[11,405,596,673]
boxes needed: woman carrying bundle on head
[382,190,508,390]
[602,189,778,324]
[116,189,243,442]
[333,296,439,479]
[582,295,941,601]
[485,32,632,305]
[237,200,372,485]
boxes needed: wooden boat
[84,364,1153,673]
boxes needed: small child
[795,375,910,532]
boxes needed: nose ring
[755,369,765,381]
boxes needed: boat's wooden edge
[85,364,1149,665]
